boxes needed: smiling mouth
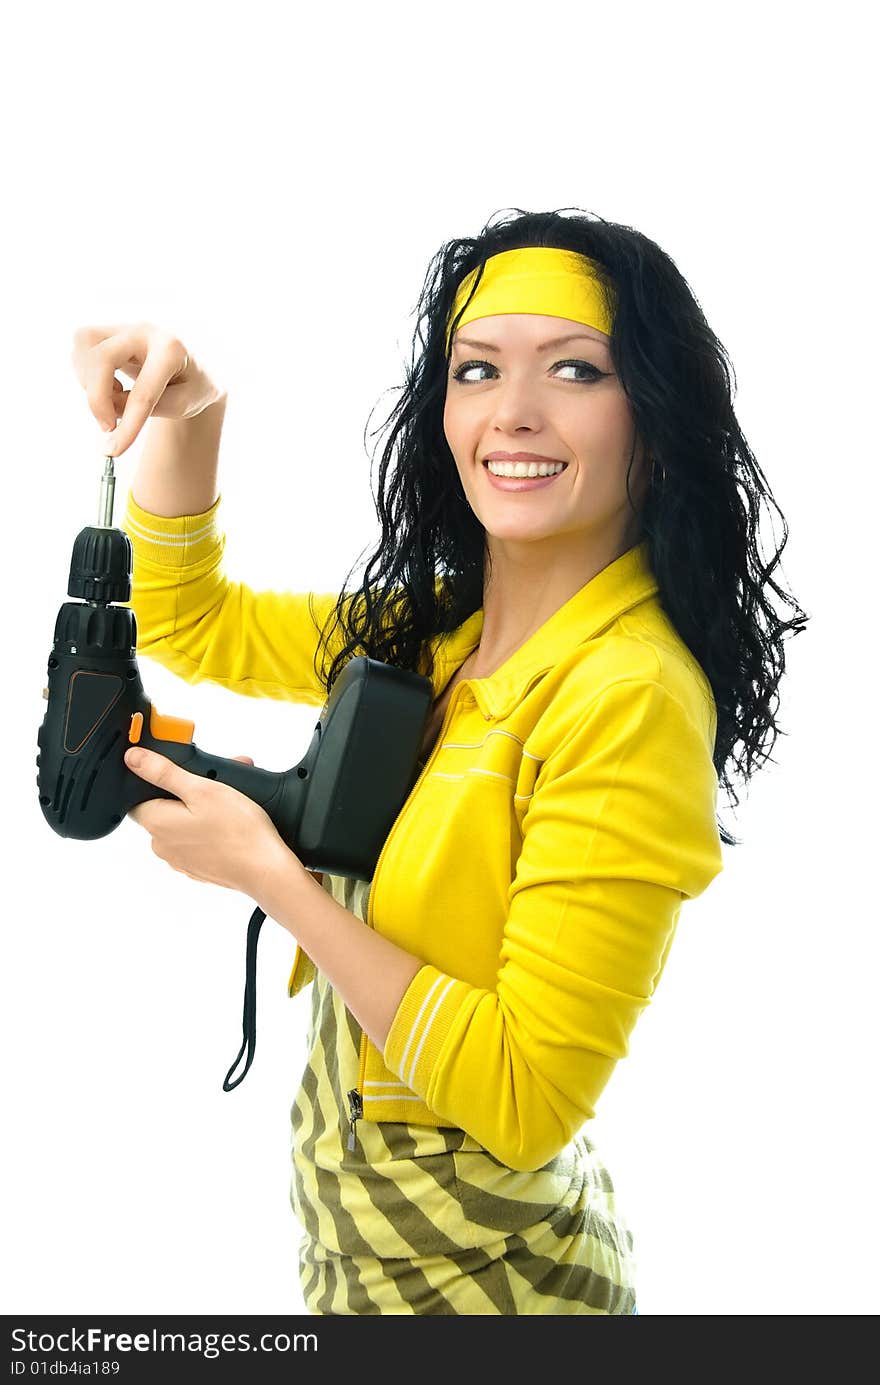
[483,459,569,478]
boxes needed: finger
[109,384,130,421]
[127,800,176,828]
[82,327,141,434]
[73,325,126,352]
[93,329,183,457]
[71,324,126,385]
[72,325,146,431]
[106,336,188,457]
[231,755,255,765]
[124,747,197,801]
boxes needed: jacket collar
[430,538,659,719]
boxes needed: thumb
[231,755,255,766]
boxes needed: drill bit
[98,453,116,529]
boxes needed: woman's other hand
[71,321,227,460]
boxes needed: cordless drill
[36,453,434,1085]
[37,454,433,868]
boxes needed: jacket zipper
[346,1088,363,1151]
[346,679,473,1151]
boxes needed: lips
[482,461,568,493]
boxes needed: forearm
[255,851,423,1052]
[130,395,228,518]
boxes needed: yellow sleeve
[120,489,344,706]
[384,677,724,1171]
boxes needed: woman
[73,206,808,1315]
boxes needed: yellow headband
[445,245,615,356]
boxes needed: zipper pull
[346,1088,363,1152]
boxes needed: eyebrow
[453,331,608,353]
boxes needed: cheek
[443,396,471,464]
[571,397,636,466]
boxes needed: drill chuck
[67,525,132,604]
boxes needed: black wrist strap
[222,904,266,1092]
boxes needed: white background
[2,0,875,1317]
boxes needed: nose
[486,373,548,434]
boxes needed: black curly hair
[311,205,810,847]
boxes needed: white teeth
[485,459,566,477]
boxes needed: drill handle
[129,733,307,856]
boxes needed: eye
[450,358,608,384]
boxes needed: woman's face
[443,313,650,557]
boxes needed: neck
[470,518,643,676]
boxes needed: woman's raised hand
[70,321,227,459]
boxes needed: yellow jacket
[122,490,723,1172]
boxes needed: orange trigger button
[128,712,144,744]
[150,709,195,745]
